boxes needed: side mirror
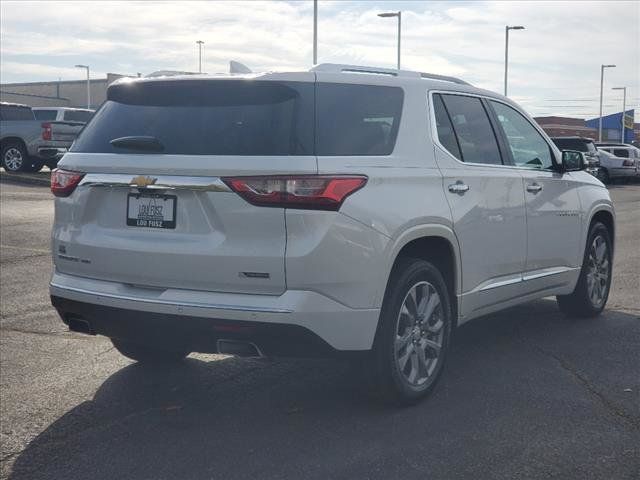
[561,150,586,172]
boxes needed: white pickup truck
[1,102,91,172]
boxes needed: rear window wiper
[110,136,164,152]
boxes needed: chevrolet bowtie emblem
[130,175,157,188]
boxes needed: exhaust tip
[66,316,95,335]
[217,339,263,357]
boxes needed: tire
[111,338,189,364]
[1,141,29,172]
[44,160,59,170]
[371,257,452,405]
[24,159,44,172]
[557,222,612,317]
[600,168,610,184]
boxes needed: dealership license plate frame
[126,192,177,229]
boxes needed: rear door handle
[448,182,470,194]
[526,183,543,193]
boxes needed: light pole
[196,40,204,73]
[313,0,318,64]
[504,25,524,96]
[599,64,616,141]
[74,64,90,109]
[378,11,401,70]
[612,86,627,143]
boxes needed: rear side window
[432,94,462,161]
[33,110,58,121]
[316,83,403,156]
[64,110,93,123]
[0,105,34,121]
[439,94,502,165]
[72,80,314,155]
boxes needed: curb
[0,171,51,187]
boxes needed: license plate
[127,193,176,229]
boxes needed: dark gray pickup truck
[0,102,89,172]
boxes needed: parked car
[550,136,601,178]
[595,148,639,183]
[0,102,86,172]
[50,65,615,404]
[33,107,94,123]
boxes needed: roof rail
[420,72,471,86]
[311,63,420,77]
[310,63,471,86]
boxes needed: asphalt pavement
[1,177,638,480]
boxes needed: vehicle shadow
[8,299,640,480]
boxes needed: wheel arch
[381,225,461,327]
[589,207,615,254]
[0,136,28,152]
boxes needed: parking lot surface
[1,177,639,480]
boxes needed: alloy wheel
[394,281,445,388]
[586,234,610,308]
[4,148,24,171]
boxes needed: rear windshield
[33,110,58,121]
[0,105,35,121]
[72,80,314,155]
[71,80,403,156]
[552,138,596,153]
[64,110,93,123]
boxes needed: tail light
[622,159,634,166]
[51,169,85,197]
[42,122,52,141]
[222,175,367,211]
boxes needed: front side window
[490,101,554,169]
[316,83,403,156]
[613,149,630,158]
[438,94,502,165]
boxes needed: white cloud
[1,0,638,118]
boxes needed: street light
[74,64,90,109]
[196,40,204,73]
[378,11,401,70]
[599,64,616,141]
[504,25,524,96]
[612,86,627,143]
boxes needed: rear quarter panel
[307,76,456,309]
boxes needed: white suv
[50,64,615,403]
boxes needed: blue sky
[1,0,638,118]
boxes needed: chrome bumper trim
[50,282,293,314]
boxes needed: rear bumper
[50,272,379,355]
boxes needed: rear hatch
[54,75,316,295]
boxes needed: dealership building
[535,111,638,143]
[0,73,134,109]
